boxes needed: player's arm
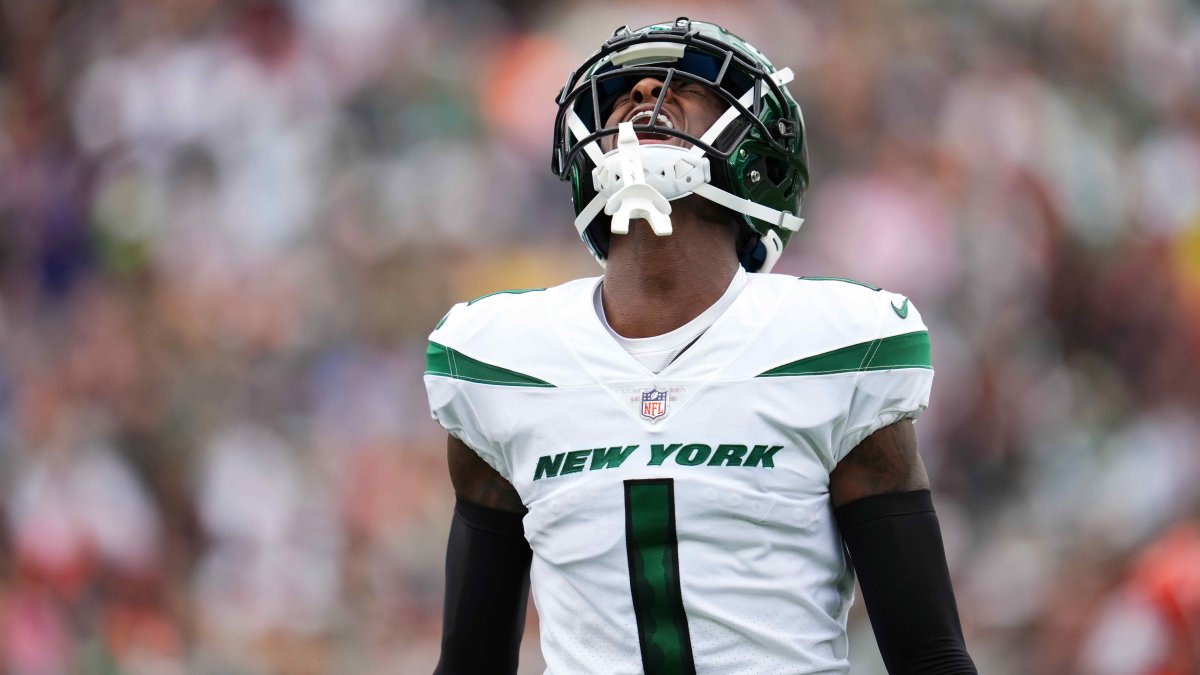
[435,434,532,675]
[830,419,977,674]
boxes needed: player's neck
[601,213,740,339]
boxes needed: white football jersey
[424,273,934,675]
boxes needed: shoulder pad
[735,275,930,377]
[431,287,549,343]
[427,279,598,388]
[793,275,926,337]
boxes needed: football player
[425,18,976,674]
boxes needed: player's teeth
[630,111,672,128]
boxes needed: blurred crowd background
[1,0,1199,673]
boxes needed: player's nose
[629,77,668,105]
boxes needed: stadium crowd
[1,0,1198,673]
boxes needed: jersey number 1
[624,478,697,675]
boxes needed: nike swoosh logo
[891,297,909,319]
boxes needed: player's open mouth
[627,109,674,142]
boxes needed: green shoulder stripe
[467,288,546,305]
[797,276,881,291]
[757,330,931,378]
[426,341,554,387]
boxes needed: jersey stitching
[857,336,882,372]
[837,293,889,467]
[839,408,921,461]
[430,373,548,387]
[451,379,519,484]
[753,330,931,378]
[428,342,554,387]
[758,363,932,377]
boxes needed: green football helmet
[551,17,809,272]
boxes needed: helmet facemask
[551,18,809,272]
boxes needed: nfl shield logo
[641,388,669,420]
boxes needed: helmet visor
[566,45,753,131]
[571,47,757,131]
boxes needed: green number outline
[624,479,697,675]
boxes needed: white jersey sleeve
[742,276,934,468]
[423,283,595,483]
[836,290,934,461]
[425,304,508,477]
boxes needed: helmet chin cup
[601,122,675,236]
[605,185,672,236]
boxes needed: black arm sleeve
[835,489,977,675]
[434,497,533,675]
